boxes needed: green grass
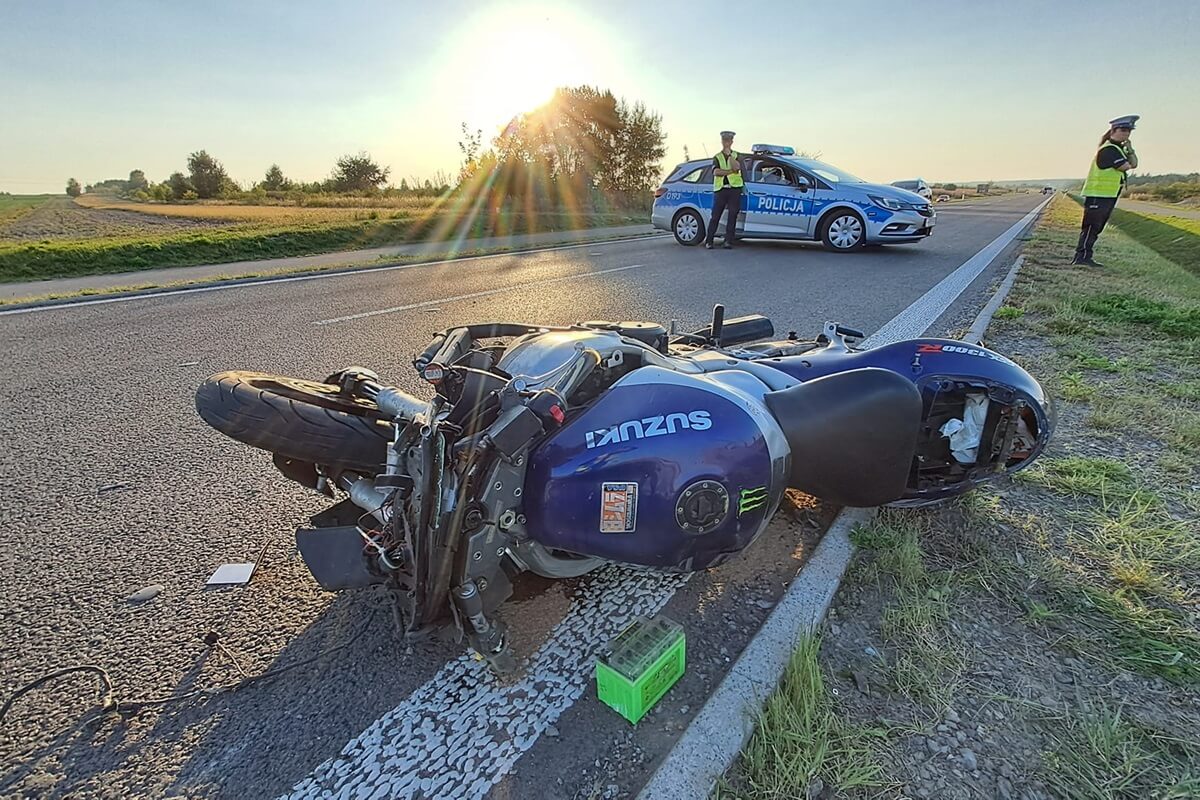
[1017,457,1140,501]
[1110,208,1200,278]
[1041,704,1200,799]
[994,305,1024,320]
[1161,380,1200,401]
[1059,372,1098,401]
[1072,293,1200,339]
[716,636,889,799]
[0,208,644,283]
[852,514,966,710]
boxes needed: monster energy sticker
[738,486,768,515]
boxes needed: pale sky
[2,0,1198,194]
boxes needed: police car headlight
[870,195,906,211]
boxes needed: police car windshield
[789,158,865,184]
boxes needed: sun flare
[446,4,609,132]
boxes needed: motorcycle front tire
[195,371,392,472]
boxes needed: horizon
[3,0,1199,195]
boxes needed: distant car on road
[652,144,936,252]
[1042,186,1055,195]
[891,179,932,199]
[936,194,951,203]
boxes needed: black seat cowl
[763,368,922,507]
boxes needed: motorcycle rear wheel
[195,371,392,471]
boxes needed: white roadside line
[278,196,1049,800]
[864,197,1049,346]
[637,199,1048,800]
[0,233,665,317]
[314,263,646,325]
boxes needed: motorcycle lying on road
[196,307,1053,670]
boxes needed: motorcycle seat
[763,368,922,507]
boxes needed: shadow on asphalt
[5,589,470,799]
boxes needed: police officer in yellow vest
[1073,115,1140,266]
[705,130,744,249]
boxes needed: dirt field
[0,197,229,243]
[74,193,441,225]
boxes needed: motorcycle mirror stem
[710,304,725,346]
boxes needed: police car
[652,145,935,251]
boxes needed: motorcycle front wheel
[195,371,392,471]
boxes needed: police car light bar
[751,144,795,155]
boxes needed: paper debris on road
[206,562,256,586]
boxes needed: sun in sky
[439,3,614,133]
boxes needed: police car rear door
[744,158,815,238]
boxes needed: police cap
[1109,115,1139,130]
[720,130,736,139]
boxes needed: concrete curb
[965,255,1025,345]
[0,231,666,314]
[636,508,876,799]
[637,214,1042,800]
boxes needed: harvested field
[0,195,54,227]
[74,193,442,225]
[0,197,229,243]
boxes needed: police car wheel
[821,212,865,252]
[672,209,705,246]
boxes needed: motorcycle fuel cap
[675,480,730,535]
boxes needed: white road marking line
[282,196,1048,800]
[0,234,665,318]
[313,264,646,326]
[862,196,1050,347]
[282,568,688,800]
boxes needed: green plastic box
[596,614,686,724]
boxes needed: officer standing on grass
[706,130,743,249]
[1072,115,1140,267]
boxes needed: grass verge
[716,636,889,799]
[0,230,662,307]
[0,209,645,283]
[723,194,1200,796]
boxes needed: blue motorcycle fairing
[524,366,788,571]
[764,338,1054,501]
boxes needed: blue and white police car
[651,144,935,251]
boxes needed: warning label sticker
[600,482,638,533]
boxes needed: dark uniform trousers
[1074,196,1118,262]
[707,187,743,245]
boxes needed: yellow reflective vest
[713,151,744,190]
[1082,142,1126,198]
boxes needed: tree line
[65,85,670,211]
[456,86,666,211]
[68,152,451,202]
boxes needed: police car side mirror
[796,178,811,193]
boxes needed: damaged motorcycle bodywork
[196,311,1053,670]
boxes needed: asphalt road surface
[0,193,1044,799]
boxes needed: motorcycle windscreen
[764,367,922,507]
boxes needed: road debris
[206,562,256,586]
[126,584,164,603]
